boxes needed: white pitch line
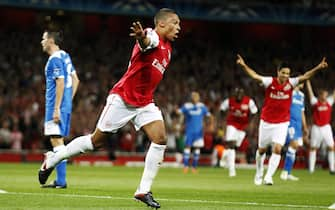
[328,203,335,209]
[0,191,329,209]
[0,189,7,193]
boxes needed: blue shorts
[285,123,302,145]
[44,112,71,137]
[184,131,204,147]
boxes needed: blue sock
[183,148,191,167]
[55,160,67,186]
[284,147,296,174]
[192,149,200,168]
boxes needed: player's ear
[157,19,166,28]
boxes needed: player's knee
[273,146,282,154]
[227,141,236,149]
[151,132,167,145]
[258,148,266,154]
[91,130,109,149]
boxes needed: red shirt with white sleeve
[111,28,172,107]
[260,77,299,123]
[311,96,333,126]
[220,96,258,130]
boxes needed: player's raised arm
[306,80,315,101]
[236,54,263,83]
[298,57,328,83]
[301,110,309,145]
[129,21,150,50]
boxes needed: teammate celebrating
[236,54,328,185]
[306,80,335,174]
[220,87,258,177]
[176,91,212,174]
[280,83,308,181]
[40,30,80,188]
[39,8,180,209]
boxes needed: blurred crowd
[0,11,335,164]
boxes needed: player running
[38,8,180,209]
[220,87,258,177]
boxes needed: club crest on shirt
[241,104,249,110]
[283,83,291,91]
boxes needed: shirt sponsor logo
[292,98,304,105]
[232,110,247,117]
[190,108,202,115]
[152,58,166,74]
[317,106,328,111]
[270,92,289,100]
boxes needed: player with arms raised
[39,8,180,209]
[306,80,335,174]
[236,55,328,185]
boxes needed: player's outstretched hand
[130,21,145,40]
[236,54,246,67]
[317,57,328,70]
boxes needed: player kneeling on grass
[38,8,180,209]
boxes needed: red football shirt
[221,96,258,130]
[260,77,299,123]
[311,96,333,126]
[111,29,172,107]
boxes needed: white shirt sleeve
[139,28,159,52]
[261,76,272,88]
[327,96,334,106]
[289,77,299,87]
[220,99,229,111]
[310,96,318,105]
[249,99,258,114]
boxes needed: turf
[0,163,333,209]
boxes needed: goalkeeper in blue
[280,83,308,181]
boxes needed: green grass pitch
[0,163,334,209]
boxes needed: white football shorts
[97,94,163,132]
[310,124,334,148]
[258,119,289,148]
[225,125,246,147]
